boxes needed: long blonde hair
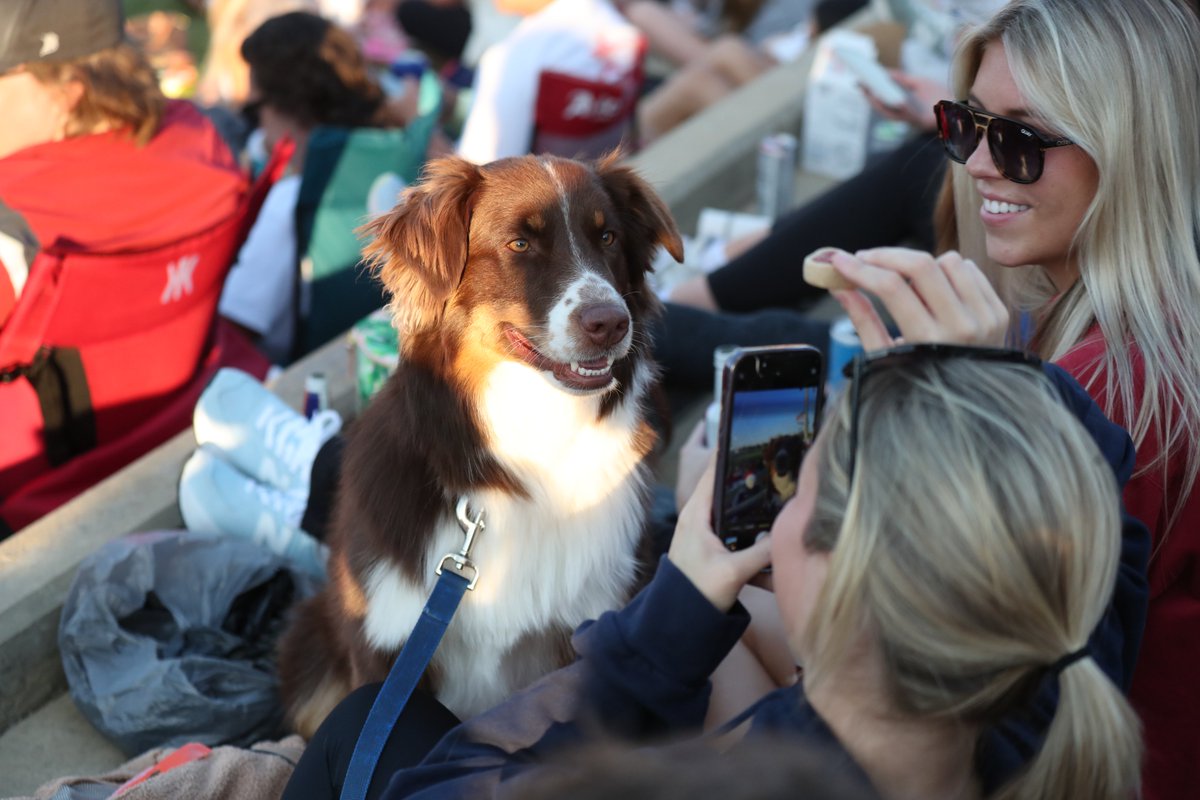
[948,0,1200,512]
[801,357,1140,800]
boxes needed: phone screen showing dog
[717,385,820,551]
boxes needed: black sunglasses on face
[840,343,1044,485]
[934,100,1074,184]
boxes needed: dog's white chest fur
[362,360,651,718]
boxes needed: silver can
[825,315,863,396]
[756,132,798,221]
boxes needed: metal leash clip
[437,496,485,589]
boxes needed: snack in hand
[802,247,855,291]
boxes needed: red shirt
[1058,329,1200,800]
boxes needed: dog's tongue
[577,356,610,370]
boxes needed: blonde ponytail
[801,357,1141,800]
[999,657,1141,800]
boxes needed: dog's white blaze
[544,273,630,361]
[541,159,585,268]
[360,361,652,719]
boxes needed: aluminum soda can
[304,372,329,419]
[349,308,401,411]
[389,52,428,80]
[380,53,427,101]
[756,132,798,221]
[826,316,863,397]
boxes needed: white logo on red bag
[161,254,199,304]
[563,90,623,122]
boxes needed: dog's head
[362,152,683,395]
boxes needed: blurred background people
[216,10,440,365]
[0,0,252,534]
[455,0,644,163]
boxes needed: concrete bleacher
[0,341,361,794]
[0,9,885,788]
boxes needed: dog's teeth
[569,360,613,378]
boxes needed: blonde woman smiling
[829,3,1200,795]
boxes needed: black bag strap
[2,346,97,466]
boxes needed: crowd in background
[2,1,1200,799]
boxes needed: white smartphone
[830,43,910,108]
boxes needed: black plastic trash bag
[59,529,322,755]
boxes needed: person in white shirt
[456,0,643,164]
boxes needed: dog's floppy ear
[595,151,684,279]
[361,156,482,333]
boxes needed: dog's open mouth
[504,326,616,392]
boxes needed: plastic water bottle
[705,344,740,447]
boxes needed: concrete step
[0,696,125,797]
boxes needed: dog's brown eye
[507,239,530,253]
[600,231,616,247]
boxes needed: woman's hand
[675,419,712,510]
[829,247,1009,349]
[667,274,721,311]
[862,71,947,131]
[668,459,773,612]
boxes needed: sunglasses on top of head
[934,100,1074,184]
[840,343,1044,485]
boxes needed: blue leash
[340,497,485,800]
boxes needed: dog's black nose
[579,303,630,348]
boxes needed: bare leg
[738,583,799,687]
[706,34,774,84]
[667,274,721,310]
[623,0,711,66]
[704,585,798,731]
[705,637,779,732]
[638,62,736,142]
[637,35,774,143]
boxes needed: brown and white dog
[277,153,684,737]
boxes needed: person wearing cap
[0,0,251,533]
[0,0,246,328]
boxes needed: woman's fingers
[834,248,1008,346]
[670,459,774,612]
[731,532,774,574]
[831,289,893,351]
[832,249,944,342]
[934,253,1010,346]
[678,456,716,521]
[675,419,713,510]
